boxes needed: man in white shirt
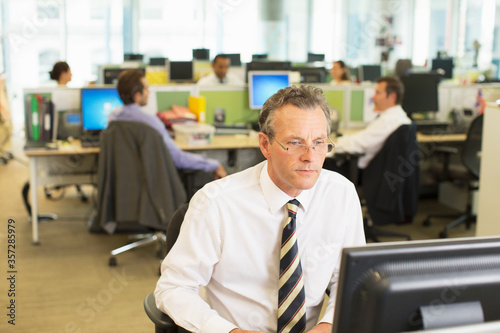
[197,54,244,85]
[155,85,365,333]
[329,76,412,169]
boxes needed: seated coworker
[108,69,227,179]
[197,54,244,85]
[49,61,72,87]
[328,76,411,169]
[155,85,365,333]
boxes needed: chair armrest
[144,293,177,331]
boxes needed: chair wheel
[422,218,431,227]
[109,257,117,266]
[439,231,448,238]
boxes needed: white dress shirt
[197,72,244,85]
[155,161,365,333]
[332,104,411,168]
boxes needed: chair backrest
[95,121,187,233]
[462,114,483,178]
[362,123,419,225]
[166,203,189,253]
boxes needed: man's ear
[259,132,271,159]
[133,90,142,104]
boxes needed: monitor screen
[307,52,325,62]
[245,61,292,82]
[224,53,242,67]
[103,68,146,85]
[248,71,291,110]
[193,48,210,60]
[170,61,194,81]
[81,87,123,131]
[332,237,500,333]
[292,67,327,83]
[358,65,382,82]
[401,72,441,117]
[432,58,454,79]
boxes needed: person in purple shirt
[108,69,227,179]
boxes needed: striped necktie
[278,199,306,333]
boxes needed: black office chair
[144,204,189,333]
[93,121,189,266]
[423,115,483,238]
[361,123,419,242]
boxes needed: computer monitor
[224,53,242,67]
[307,52,325,62]
[149,57,167,66]
[401,72,441,117]
[292,67,327,83]
[169,61,194,82]
[245,61,292,82]
[193,48,210,60]
[102,67,146,85]
[252,54,268,61]
[432,58,454,79]
[124,53,144,62]
[248,71,291,110]
[332,237,500,333]
[358,65,382,82]
[81,87,123,132]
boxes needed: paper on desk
[52,89,80,111]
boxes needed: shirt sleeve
[333,116,393,155]
[154,192,237,333]
[319,182,366,325]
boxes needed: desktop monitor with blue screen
[358,65,382,82]
[248,71,291,110]
[81,87,123,132]
[332,237,500,333]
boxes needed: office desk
[336,128,467,143]
[24,135,262,245]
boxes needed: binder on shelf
[30,95,40,141]
[25,93,57,144]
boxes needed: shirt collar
[259,161,313,219]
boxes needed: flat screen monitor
[332,237,500,333]
[432,58,454,79]
[252,54,268,61]
[292,67,327,83]
[103,67,146,85]
[358,65,382,82]
[81,87,123,132]
[245,61,292,82]
[248,71,291,110]
[307,52,325,62]
[224,53,242,67]
[401,72,440,117]
[193,48,210,60]
[169,61,194,82]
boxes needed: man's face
[259,104,328,198]
[372,81,395,111]
[136,77,149,106]
[212,57,230,80]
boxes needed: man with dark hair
[197,54,244,85]
[329,75,411,169]
[108,69,227,178]
[155,85,365,333]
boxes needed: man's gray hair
[259,85,331,137]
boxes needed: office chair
[144,203,189,333]
[422,114,483,238]
[94,121,188,266]
[361,123,419,242]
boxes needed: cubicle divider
[24,83,500,136]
